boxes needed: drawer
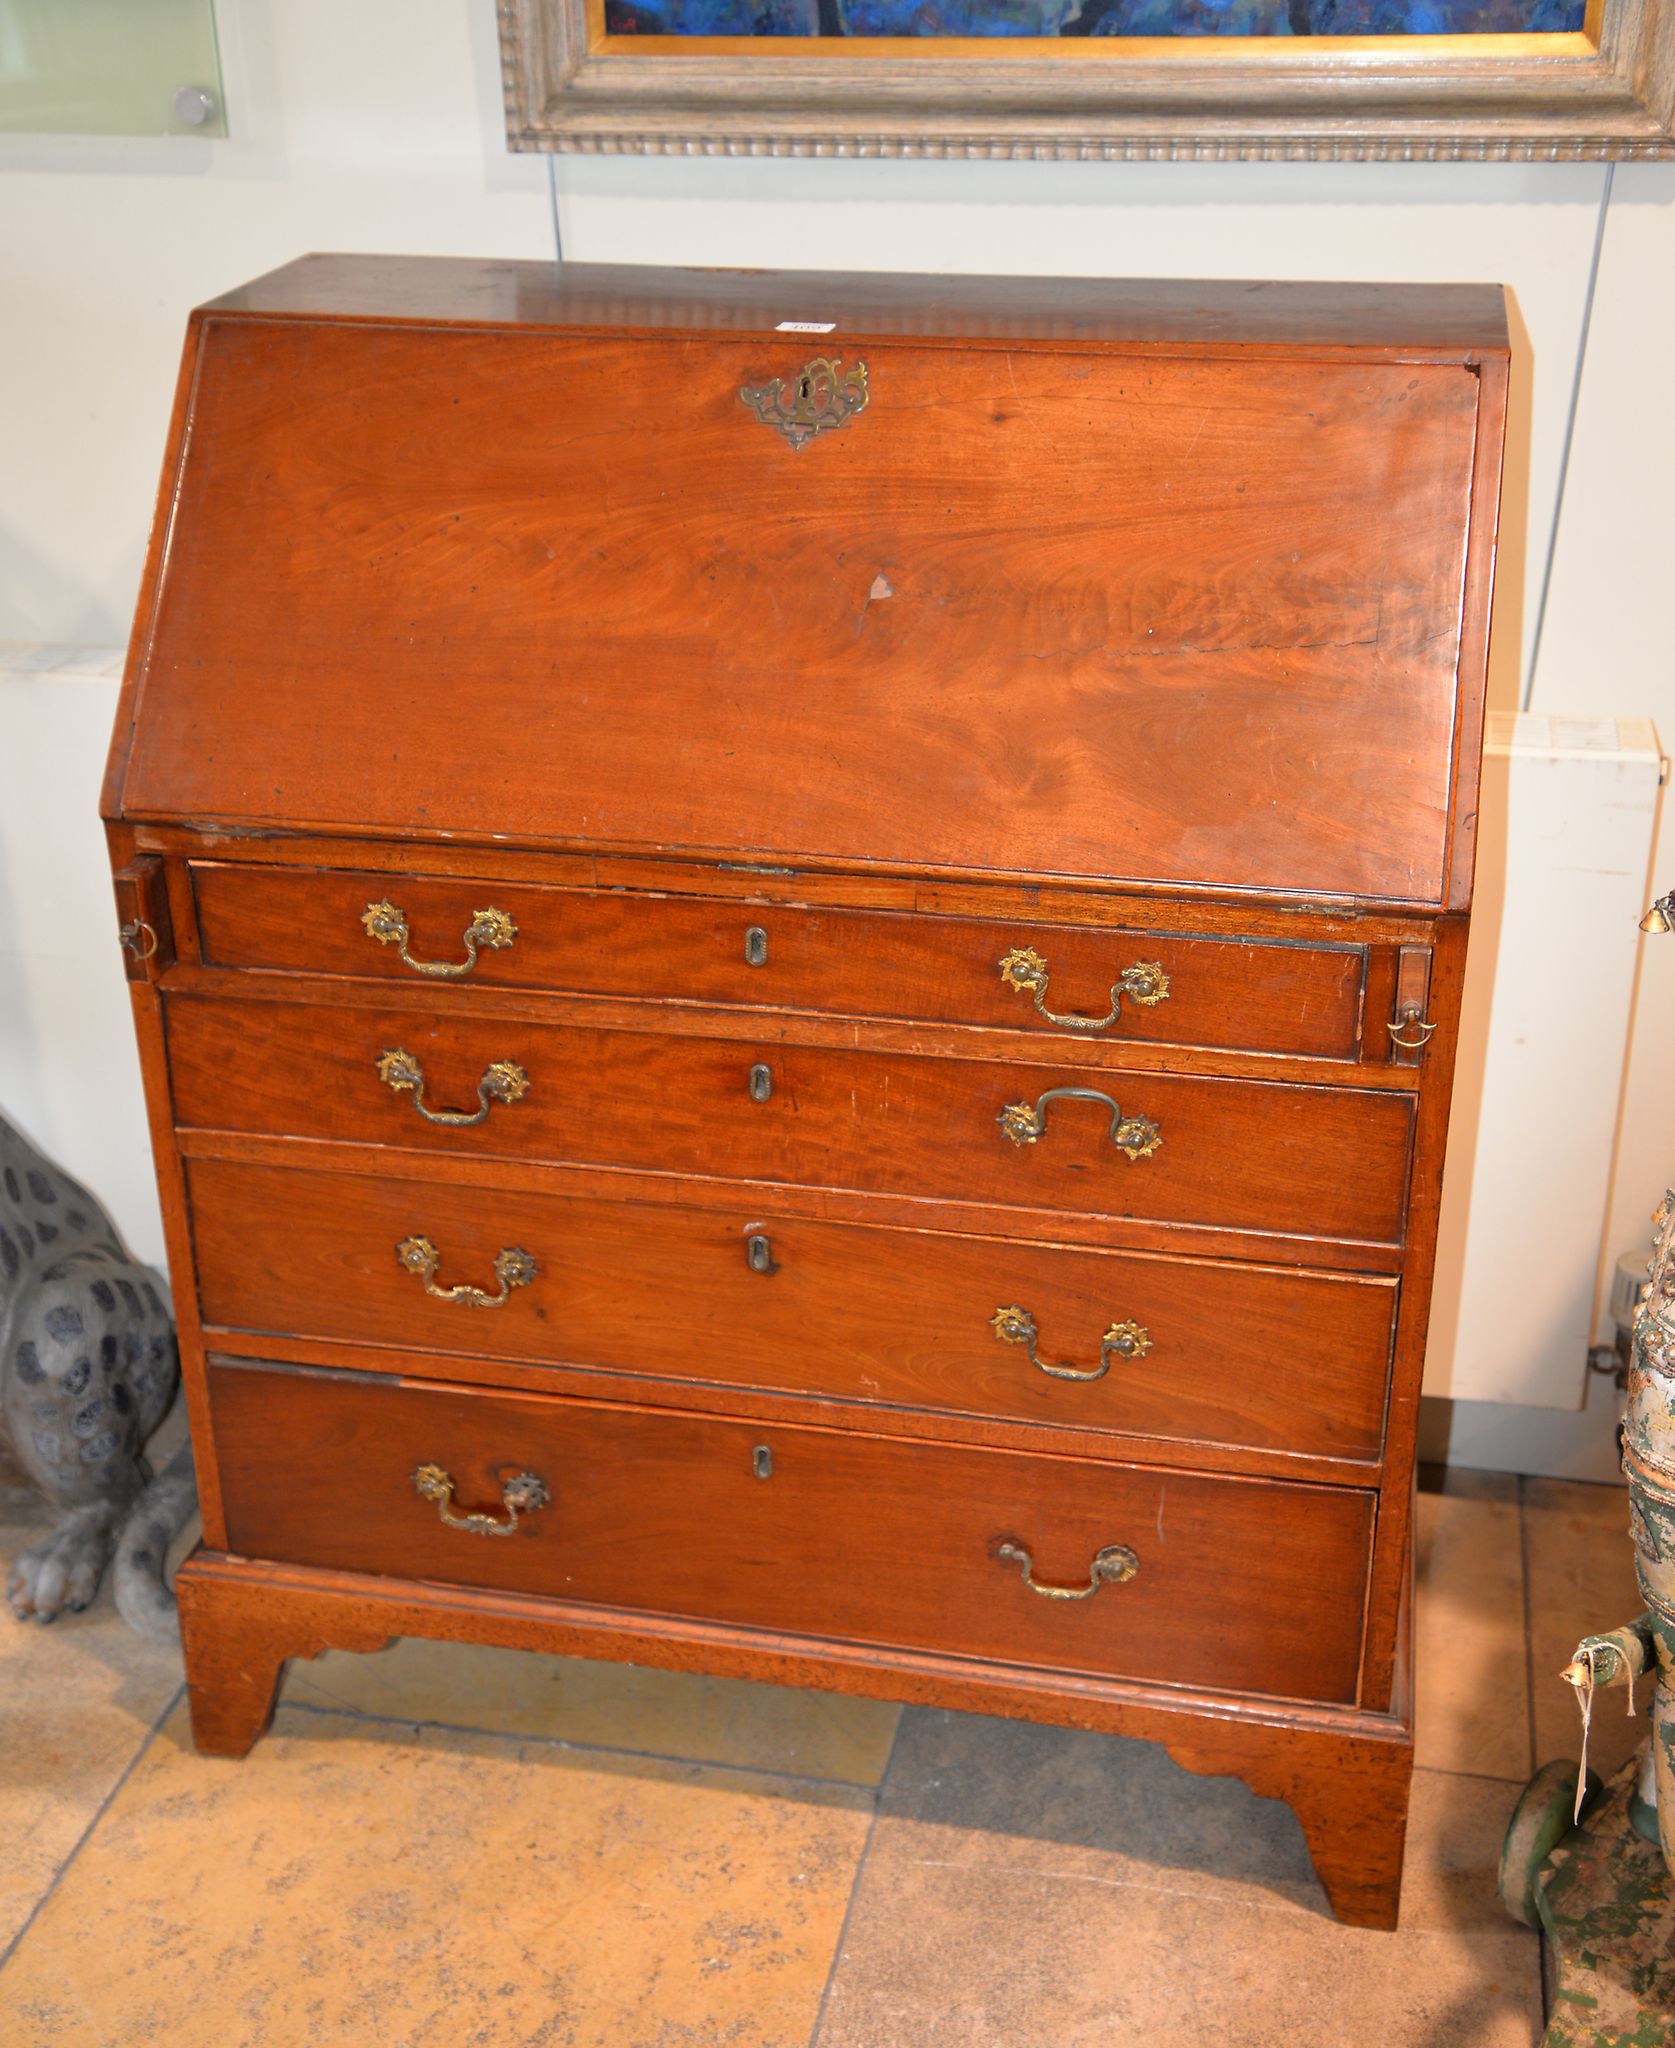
[209,1360,1374,1706]
[190,860,1368,1062]
[188,1158,1399,1462]
[167,995,1415,1246]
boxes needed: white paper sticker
[776,320,836,333]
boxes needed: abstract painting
[603,0,1586,33]
[500,0,1674,159]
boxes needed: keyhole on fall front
[797,376,812,401]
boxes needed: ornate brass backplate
[739,358,869,450]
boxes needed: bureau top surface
[198,254,1510,358]
[108,257,1507,908]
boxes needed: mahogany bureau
[105,255,1507,1931]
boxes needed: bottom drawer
[209,1360,1373,1707]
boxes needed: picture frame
[496,0,1674,160]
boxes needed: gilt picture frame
[496,0,1674,158]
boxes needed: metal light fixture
[1640,891,1675,935]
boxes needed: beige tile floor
[0,1467,1647,2047]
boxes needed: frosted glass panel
[0,0,224,136]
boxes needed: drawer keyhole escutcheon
[746,1232,778,1274]
[361,898,517,978]
[990,1304,1152,1383]
[739,357,869,450]
[996,1540,1139,1601]
[377,1048,529,1127]
[752,1445,774,1480]
[998,947,1169,1034]
[396,1235,537,1309]
[412,1463,549,1537]
[748,1062,774,1103]
[744,926,769,967]
[997,1087,1162,1161]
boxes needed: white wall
[2,0,1670,1472]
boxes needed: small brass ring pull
[412,1462,549,1537]
[998,947,1169,1035]
[377,1048,529,1127]
[361,898,517,978]
[990,1304,1152,1383]
[119,918,159,962]
[996,1539,1140,1600]
[396,1234,537,1308]
[1388,1007,1439,1050]
[997,1087,1162,1161]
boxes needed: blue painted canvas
[605,0,1582,32]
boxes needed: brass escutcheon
[990,1304,1152,1383]
[997,947,1169,1034]
[739,357,869,450]
[996,1539,1140,1600]
[377,1048,529,1127]
[997,1087,1162,1161]
[412,1462,549,1537]
[396,1235,537,1309]
[361,898,517,978]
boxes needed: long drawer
[209,1359,1374,1706]
[190,860,1369,1062]
[166,996,1414,1246]
[187,1158,1399,1463]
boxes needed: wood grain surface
[119,320,1481,903]
[164,992,1416,1245]
[186,1155,1399,1464]
[191,859,1369,1061]
[208,1358,1373,1706]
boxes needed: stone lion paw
[8,1512,116,1622]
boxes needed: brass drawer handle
[998,947,1169,1034]
[990,1304,1152,1383]
[997,1086,1162,1161]
[1388,1005,1438,1050]
[377,1048,529,1127]
[997,1539,1140,1600]
[362,898,517,978]
[412,1463,549,1537]
[396,1234,537,1308]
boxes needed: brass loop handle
[1388,1006,1439,1050]
[361,898,517,978]
[412,1462,549,1537]
[990,1304,1152,1383]
[119,918,160,962]
[996,1539,1140,1601]
[396,1235,537,1309]
[997,1087,1162,1161]
[998,947,1169,1035]
[377,1048,529,1127]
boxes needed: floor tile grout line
[276,1694,885,1795]
[1519,1474,1540,1783]
[1412,1762,1543,1789]
[808,1706,905,2046]
[0,1677,185,1977]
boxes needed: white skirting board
[1426,712,1664,1416]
